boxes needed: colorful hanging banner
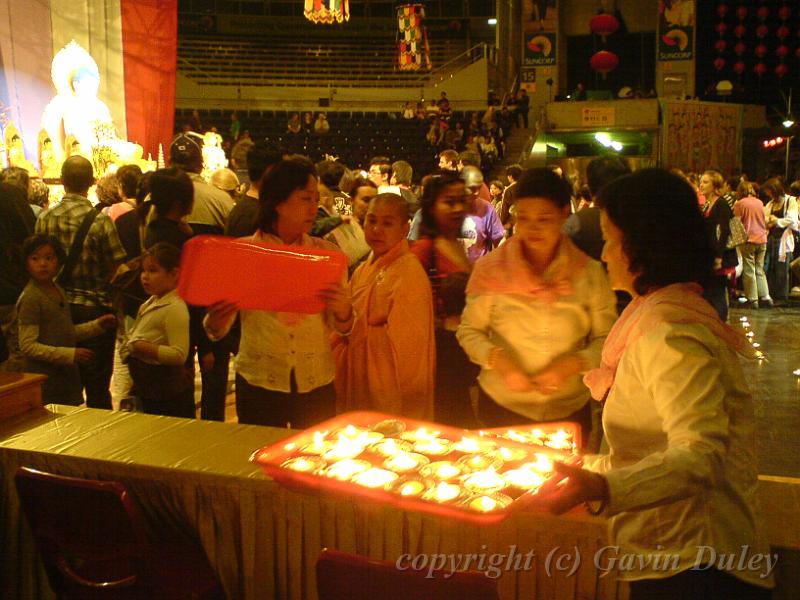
[657,0,694,60]
[304,0,350,25]
[397,4,430,71]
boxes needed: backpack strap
[57,209,97,287]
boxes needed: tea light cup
[323,434,368,461]
[463,493,512,513]
[324,459,371,481]
[392,475,430,497]
[463,468,507,494]
[401,427,441,442]
[372,438,412,457]
[420,461,463,481]
[413,438,452,456]
[424,481,463,503]
[457,453,502,472]
[301,430,334,455]
[503,468,547,489]
[352,468,399,489]
[281,456,326,473]
[384,452,430,473]
[492,446,528,462]
[453,436,497,453]
[520,453,555,474]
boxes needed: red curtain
[120,0,177,158]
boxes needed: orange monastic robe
[333,239,435,420]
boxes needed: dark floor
[731,303,800,478]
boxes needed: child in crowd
[14,235,116,405]
[121,242,193,418]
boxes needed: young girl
[122,242,193,418]
[14,235,116,405]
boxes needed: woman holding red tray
[457,168,617,441]
[204,159,353,428]
[536,170,773,599]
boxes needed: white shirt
[122,289,189,366]
[585,322,774,588]
[457,260,617,420]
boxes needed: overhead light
[783,119,795,128]
[487,18,497,25]
[610,141,623,151]
[594,132,611,145]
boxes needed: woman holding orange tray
[204,159,353,428]
[535,170,773,600]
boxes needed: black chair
[15,467,225,600]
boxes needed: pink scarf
[583,283,753,401]
[466,235,588,303]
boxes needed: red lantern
[776,63,789,77]
[713,58,726,71]
[756,24,768,38]
[757,6,769,20]
[777,25,790,39]
[754,62,767,76]
[755,44,768,58]
[736,6,747,20]
[796,46,800,59]
[715,39,727,53]
[717,4,728,18]
[779,6,792,21]
[590,13,620,42]
[715,22,728,35]
[776,45,790,58]
[734,42,747,55]
[590,50,619,79]
[734,24,747,39]
[734,61,746,75]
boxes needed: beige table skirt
[0,405,625,600]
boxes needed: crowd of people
[0,127,793,596]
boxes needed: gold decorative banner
[304,0,350,24]
[397,4,430,71]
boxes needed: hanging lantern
[776,44,790,58]
[757,6,769,20]
[715,22,728,35]
[713,57,726,71]
[304,0,350,24]
[736,6,747,20]
[754,62,767,76]
[715,39,727,53]
[734,60,746,75]
[756,24,768,38]
[397,4,430,71]
[734,24,747,39]
[777,25,790,39]
[734,41,747,55]
[778,5,792,21]
[716,3,728,18]
[590,50,619,79]
[775,63,789,78]
[590,13,620,42]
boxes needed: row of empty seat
[178,35,467,87]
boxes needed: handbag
[726,216,748,249]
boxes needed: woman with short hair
[536,169,773,600]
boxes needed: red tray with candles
[476,422,581,455]
[250,412,570,524]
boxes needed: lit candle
[794,369,800,377]
[458,453,501,472]
[384,452,429,473]
[392,476,429,497]
[372,438,412,457]
[503,468,546,489]
[493,446,528,462]
[465,493,512,513]
[420,461,463,480]
[425,481,462,503]
[337,425,384,444]
[463,467,507,494]
[402,427,441,442]
[324,459,371,481]
[301,430,333,455]
[281,456,325,473]
[323,434,368,461]
[520,453,554,474]
[352,468,399,489]
[453,436,496,453]
[745,331,755,338]
[547,429,573,451]
[413,438,452,456]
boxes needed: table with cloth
[0,405,644,599]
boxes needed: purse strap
[57,209,97,287]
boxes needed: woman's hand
[493,349,534,393]
[319,281,352,324]
[205,300,239,338]
[131,340,158,358]
[74,348,94,365]
[531,354,585,396]
[532,461,609,515]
